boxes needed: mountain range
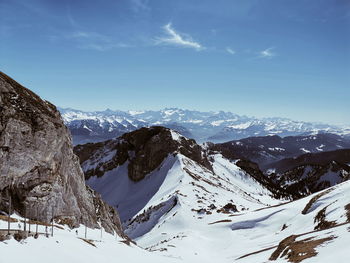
[73,125,350,262]
[211,133,350,169]
[1,72,350,263]
[59,107,350,145]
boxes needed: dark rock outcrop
[0,72,123,235]
[74,126,212,181]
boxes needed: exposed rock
[13,230,27,242]
[74,126,212,182]
[0,72,123,236]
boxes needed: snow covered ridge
[59,107,349,144]
[73,126,350,262]
[74,126,212,183]
[80,144,350,262]
[76,126,289,222]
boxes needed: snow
[316,144,325,151]
[128,110,145,115]
[227,122,252,129]
[185,119,203,124]
[3,134,350,263]
[59,108,348,143]
[122,163,350,263]
[268,147,285,152]
[300,147,311,153]
[87,156,178,222]
[210,120,226,126]
[0,215,179,263]
[170,130,182,142]
[2,175,349,263]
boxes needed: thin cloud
[79,43,132,51]
[130,0,150,12]
[66,31,132,51]
[155,23,204,51]
[259,47,276,58]
[226,47,236,55]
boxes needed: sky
[0,0,349,125]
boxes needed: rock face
[0,72,123,235]
[74,126,212,181]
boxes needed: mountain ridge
[59,107,350,145]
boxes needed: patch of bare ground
[190,182,210,193]
[345,203,350,222]
[184,168,201,181]
[269,235,335,263]
[281,224,288,231]
[120,239,136,246]
[79,238,96,247]
[236,245,278,260]
[314,206,336,231]
[237,222,347,261]
[0,215,18,223]
[145,234,187,252]
[228,213,243,217]
[254,200,293,212]
[301,189,331,215]
[208,219,232,225]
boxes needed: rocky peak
[0,72,124,235]
[74,126,212,181]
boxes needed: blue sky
[1,0,349,125]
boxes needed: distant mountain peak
[59,107,349,145]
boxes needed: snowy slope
[128,180,350,263]
[86,153,279,223]
[0,214,178,263]
[2,181,349,263]
[2,128,350,263]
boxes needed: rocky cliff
[74,126,212,181]
[0,72,123,235]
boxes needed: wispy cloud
[130,0,150,13]
[226,47,236,55]
[155,23,204,51]
[64,6,131,52]
[79,42,132,51]
[259,47,276,59]
[66,30,132,51]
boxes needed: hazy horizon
[58,105,349,127]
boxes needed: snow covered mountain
[211,133,350,168]
[71,126,350,262]
[211,134,350,198]
[59,107,349,145]
[74,126,285,223]
[2,73,349,263]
